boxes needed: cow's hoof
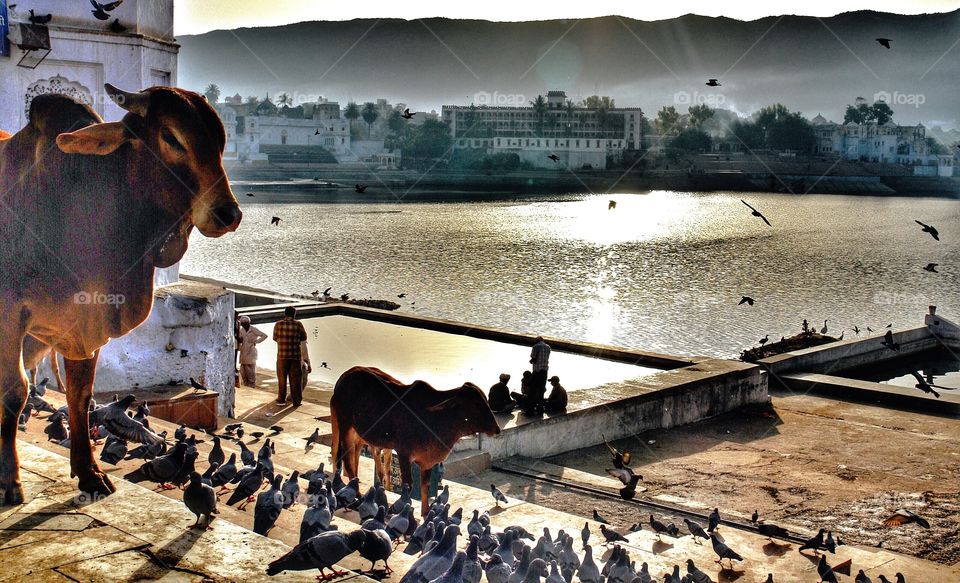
[77,472,116,501]
[0,483,25,506]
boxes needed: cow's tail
[329,404,341,472]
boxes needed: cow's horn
[104,84,149,117]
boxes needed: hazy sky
[174,0,960,35]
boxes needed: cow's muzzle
[211,203,242,233]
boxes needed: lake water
[182,190,960,359]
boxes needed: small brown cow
[0,85,241,504]
[330,366,500,515]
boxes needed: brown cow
[330,366,500,515]
[0,85,241,504]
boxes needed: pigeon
[684,518,710,544]
[226,463,266,508]
[250,431,265,441]
[17,403,31,431]
[89,395,164,445]
[361,528,394,573]
[200,461,218,487]
[909,371,940,398]
[799,528,826,555]
[109,18,126,33]
[208,436,225,467]
[635,563,651,583]
[28,9,52,24]
[648,515,671,539]
[183,471,218,529]
[266,529,365,576]
[238,441,255,467]
[592,509,610,525]
[520,559,548,583]
[300,492,334,543]
[577,545,600,583]
[685,559,712,583]
[44,412,69,443]
[707,508,720,532]
[491,484,508,506]
[600,524,627,545]
[223,422,241,434]
[548,154,560,162]
[923,263,939,273]
[90,0,123,20]
[357,485,379,521]
[876,37,892,49]
[882,330,901,352]
[739,296,755,306]
[175,424,187,442]
[709,534,743,567]
[478,524,499,555]
[402,108,416,120]
[188,377,207,392]
[362,505,387,531]
[705,79,721,86]
[757,522,790,540]
[581,522,591,548]
[817,555,839,583]
[405,520,435,556]
[400,525,460,583]
[269,424,283,434]
[211,453,237,488]
[336,477,361,510]
[281,470,301,509]
[355,184,368,193]
[170,447,200,489]
[129,442,188,489]
[823,531,837,554]
[608,200,617,210]
[751,510,759,524]
[305,465,328,497]
[125,430,167,460]
[99,435,128,465]
[484,554,511,583]
[388,504,413,540]
[855,571,873,583]
[28,387,56,414]
[304,428,321,447]
[915,220,939,241]
[741,199,772,226]
[492,529,516,565]
[462,536,483,583]
[253,474,284,535]
[271,216,282,226]
[883,509,930,529]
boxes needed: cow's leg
[63,352,115,498]
[0,309,29,505]
[417,462,433,517]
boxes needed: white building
[441,90,643,170]
[811,114,952,177]
[0,0,177,133]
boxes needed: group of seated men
[487,371,567,416]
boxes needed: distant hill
[178,11,960,127]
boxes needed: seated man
[545,375,568,413]
[511,370,544,415]
[487,373,515,413]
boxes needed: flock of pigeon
[24,376,934,582]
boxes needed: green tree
[655,106,681,136]
[729,119,765,149]
[203,83,221,103]
[767,112,815,152]
[872,101,894,125]
[245,95,259,106]
[344,102,360,132]
[842,97,894,125]
[926,137,948,155]
[671,128,712,152]
[405,119,453,169]
[361,102,379,138]
[582,95,615,109]
[275,93,292,109]
[688,104,715,129]
[530,95,547,136]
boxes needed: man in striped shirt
[528,336,551,415]
[273,306,307,406]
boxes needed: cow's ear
[56,122,131,156]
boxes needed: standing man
[273,306,307,406]
[237,316,268,387]
[529,336,551,415]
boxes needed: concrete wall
[37,281,237,417]
[476,359,766,460]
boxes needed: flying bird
[739,296,755,306]
[90,0,123,20]
[876,37,892,49]
[548,154,560,162]
[883,509,930,529]
[271,216,282,226]
[741,199,772,226]
[915,220,939,241]
[355,184,368,193]
[608,200,617,210]
[705,79,721,86]
[923,263,939,273]
[910,371,940,398]
[402,108,416,119]
[398,293,407,298]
